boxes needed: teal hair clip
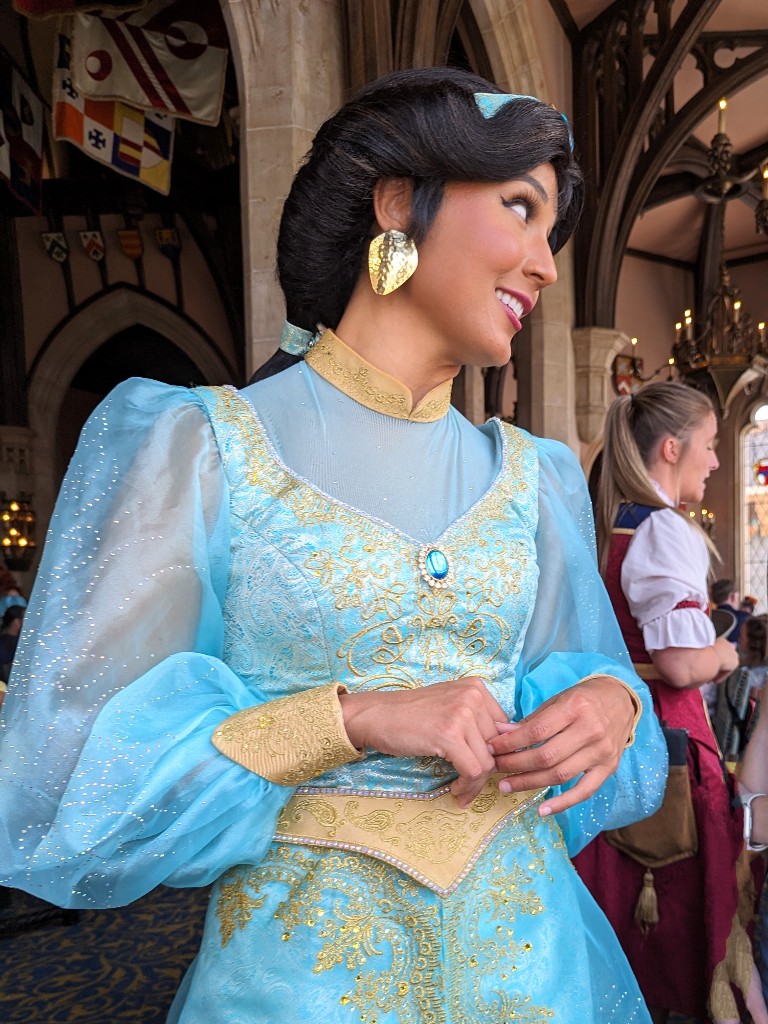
[474,92,574,152]
[279,321,318,356]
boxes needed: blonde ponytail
[597,384,719,574]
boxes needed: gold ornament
[368,229,418,295]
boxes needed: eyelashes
[500,192,539,223]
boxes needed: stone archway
[27,288,233,541]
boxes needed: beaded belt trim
[274,775,548,896]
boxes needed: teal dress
[0,335,666,1023]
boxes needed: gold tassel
[634,869,659,934]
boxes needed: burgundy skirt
[573,681,748,1019]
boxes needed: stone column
[572,326,629,448]
[525,249,580,451]
[223,0,346,377]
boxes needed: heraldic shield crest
[117,229,143,261]
[79,230,105,261]
[41,231,69,263]
[156,227,181,260]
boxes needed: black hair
[1,605,24,631]
[711,578,736,606]
[252,66,583,383]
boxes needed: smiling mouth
[495,290,526,321]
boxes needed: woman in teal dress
[0,68,666,1023]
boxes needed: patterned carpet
[0,883,708,1023]
[0,884,209,1024]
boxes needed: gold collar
[305,328,453,422]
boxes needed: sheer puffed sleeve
[515,438,667,857]
[0,379,301,908]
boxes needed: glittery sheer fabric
[0,370,666,1023]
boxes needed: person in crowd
[712,614,768,763]
[741,615,768,700]
[712,578,750,647]
[0,604,25,688]
[741,595,758,616]
[0,68,666,1024]
[736,691,768,1010]
[573,383,766,1024]
[0,566,26,619]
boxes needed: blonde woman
[574,383,766,1024]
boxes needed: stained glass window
[742,404,768,613]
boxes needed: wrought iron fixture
[672,100,768,415]
[611,338,675,396]
[0,493,37,572]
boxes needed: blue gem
[424,548,449,580]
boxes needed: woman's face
[677,411,719,504]
[402,163,559,370]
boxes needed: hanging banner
[13,1,147,18]
[71,0,228,126]
[53,30,174,195]
[0,60,44,212]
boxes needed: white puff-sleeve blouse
[621,505,716,653]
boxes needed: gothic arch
[27,287,233,531]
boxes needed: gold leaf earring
[368,229,418,295]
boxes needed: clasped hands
[338,675,636,816]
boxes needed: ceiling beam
[546,0,578,46]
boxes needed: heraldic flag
[53,29,174,195]
[71,0,228,126]
[0,58,44,212]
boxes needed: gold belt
[274,775,548,897]
[632,662,659,681]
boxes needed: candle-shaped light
[763,166,768,200]
[675,320,682,342]
[734,299,741,324]
[717,98,727,135]
[629,336,639,375]
[759,321,766,346]
[684,309,693,340]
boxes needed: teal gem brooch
[417,545,454,590]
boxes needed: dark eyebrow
[515,173,549,203]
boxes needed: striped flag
[53,30,174,195]
[70,0,228,126]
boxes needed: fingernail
[538,804,552,817]
[487,742,496,755]
[499,779,511,794]
[495,721,520,732]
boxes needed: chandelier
[671,99,768,415]
[0,494,37,572]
